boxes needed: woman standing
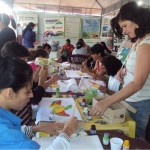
[90,2,150,138]
[0,13,16,52]
[22,22,36,49]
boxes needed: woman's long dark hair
[0,57,33,93]
[22,22,35,36]
[111,2,150,41]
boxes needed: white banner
[44,17,64,37]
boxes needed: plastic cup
[110,137,123,150]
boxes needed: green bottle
[56,87,60,98]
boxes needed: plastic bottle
[90,125,96,135]
[123,140,130,150]
[56,87,60,98]
[83,107,88,116]
[81,98,86,107]
[102,133,110,145]
[87,110,92,120]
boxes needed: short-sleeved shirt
[62,44,74,57]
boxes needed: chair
[69,54,88,65]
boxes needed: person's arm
[46,117,78,150]
[32,31,36,42]
[60,45,65,54]
[90,44,150,115]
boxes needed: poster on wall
[65,17,81,38]
[44,17,64,37]
[101,17,113,37]
[16,14,38,33]
[82,18,100,39]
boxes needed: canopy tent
[13,0,121,16]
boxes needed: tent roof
[13,0,121,16]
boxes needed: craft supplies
[123,140,130,150]
[102,133,110,145]
[55,87,60,98]
[90,125,96,135]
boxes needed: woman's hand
[116,66,126,83]
[33,122,64,135]
[49,74,60,84]
[90,99,109,116]
[62,117,78,137]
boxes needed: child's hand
[98,85,107,94]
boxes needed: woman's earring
[136,25,139,29]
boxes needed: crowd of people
[0,1,150,148]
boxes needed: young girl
[81,43,107,80]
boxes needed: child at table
[81,43,108,80]
[98,55,122,95]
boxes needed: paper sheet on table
[65,70,92,78]
[36,98,82,124]
[45,79,79,93]
[33,135,104,150]
[78,78,105,95]
[59,62,71,69]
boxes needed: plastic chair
[69,54,88,65]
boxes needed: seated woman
[78,38,91,55]
[98,55,122,95]
[58,39,74,63]
[81,43,108,80]
[72,41,88,56]
[0,57,78,149]
[1,41,60,130]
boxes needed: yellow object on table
[77,71,84,76]
[49,83,58,88]
[75,98,136,138]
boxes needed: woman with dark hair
[0,13,16,51]
[0,57,78,149]
[78,38,91,54]
[91,2,150,138]
[98,55,122,95]
[1,40,30,61]
[72,41,88,55]
[1,40,60,121]
[22,22,36,49]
